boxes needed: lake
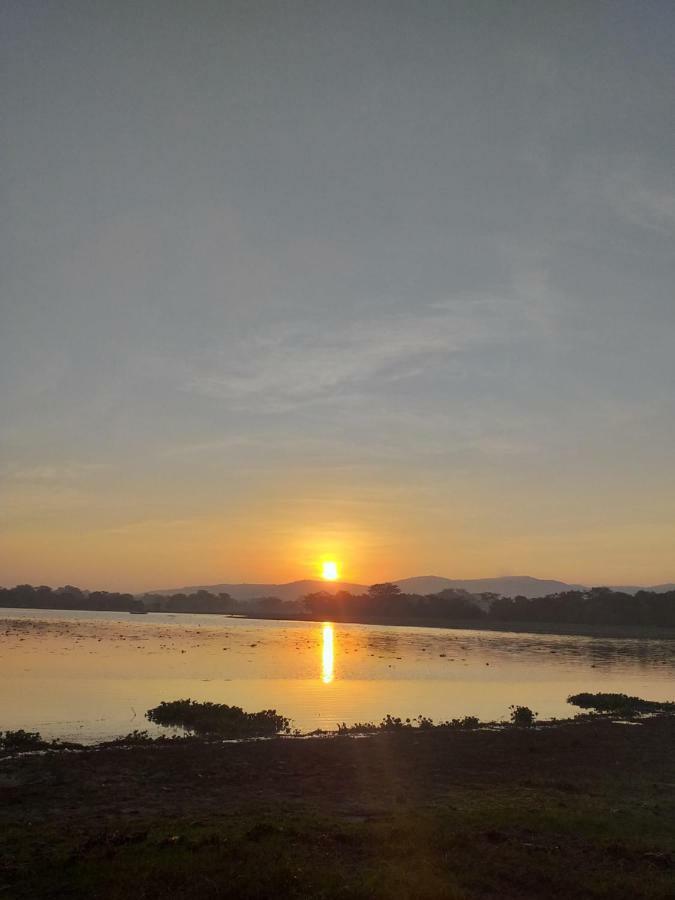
[2,608,674,743]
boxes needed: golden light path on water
[2,610,675,743]
[322,622,334,683]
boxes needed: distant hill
[146,575,673,602]
[392,575,587,599]
[148,574,586,601]
[146,580,368,603]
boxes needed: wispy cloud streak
[184,296,546,411]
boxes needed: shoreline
[236,612,675,640]
[0,711,665,758]
[3,604,675,639]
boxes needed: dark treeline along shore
[2,582,675,630]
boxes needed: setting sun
[321,560,339,581]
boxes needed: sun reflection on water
[321,622,334,683]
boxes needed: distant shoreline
[2,604,675,639]
[234,611,675,640]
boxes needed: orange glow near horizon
[321,622,334,683]
[321,560,339,581]
[4,500,675,592]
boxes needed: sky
[2,1,674,591]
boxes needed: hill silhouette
[147,580,367,603]
[147,574,673,601]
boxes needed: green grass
[2,785,673,899]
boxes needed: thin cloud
[104,518,198,536]
[184,295,546,412]
[604,167,675,234]
[1,462,112,483]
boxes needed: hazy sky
[2,1,674,590]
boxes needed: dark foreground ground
[1,717,675,899]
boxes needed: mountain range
[147,575,675,602]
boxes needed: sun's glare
[321,560,339,581]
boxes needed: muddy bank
[2,715,674,822]
[1,716,674,898]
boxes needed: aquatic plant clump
[99,730,190,747]
[0,730,49,752]
[567,692,675,715]
[146,700,291,738]
[0,730,84,753]
[336,714,481,734]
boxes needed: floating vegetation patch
[146,700,291,738]
[567,693,675,716]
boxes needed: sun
[321,560,339,581]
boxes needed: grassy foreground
[1,716,674,899]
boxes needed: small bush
[100,730,188,747]
[0,731,83,753]
[454,715,480,729]
[509,705,537,727]
[0,729,49,752]
[337,715,422,734]
[146,700,291,738]
[335,714,482,734]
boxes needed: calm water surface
[1,609,674,743]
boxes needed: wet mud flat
[1,716,674,898]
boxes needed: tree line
[302,583,675,627]
[487,587,675,627]
[0,584,142,612]
[0,584,296,616]
[1,582,673,627]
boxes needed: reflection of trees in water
[559,639,675,670]
[443,632,675,671]
[347,626,675,673]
